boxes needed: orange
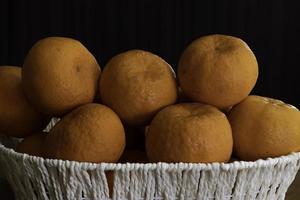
[16,132,46,157]
[145,103,233,163]
[228,95,300,161]
[178,34,258,108]
[43,103,125,163]
[99,50,177,126]
[22,37,101,116]
[0,66,47,137]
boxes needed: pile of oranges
[0,34,299,165]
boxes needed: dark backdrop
[0,0,299,107]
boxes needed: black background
[0,0,299,107]
[0,1,300,199]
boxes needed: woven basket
[1,119,300,200]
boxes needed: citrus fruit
[99,50,177,125]
[43,103,125,163]
[16,132,46,156]
[146,103,233,163]
[228,95,300,160]
[178,34,258,108]
[0,66,47,137]
[22,37,101,116]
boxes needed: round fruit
[0,66,47,137]
[228,95,300,161]
[99,50,177,126]
[178,34,258,108]
[119,150,148,163]
[16,132,46,157]
[43,103,125,163]
[145,103,233,163]
[22,37,101,116]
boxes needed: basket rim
[1,140,300,171]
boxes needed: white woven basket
[1,119,300,200]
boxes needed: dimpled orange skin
[228,95,300,161]
[43,103,126,163]
[16,132,47,157]
[22,37,101,116]
[146,103,233,163]
[99,50,178,126]
[178,34,258,109]
[0,66,48,137]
